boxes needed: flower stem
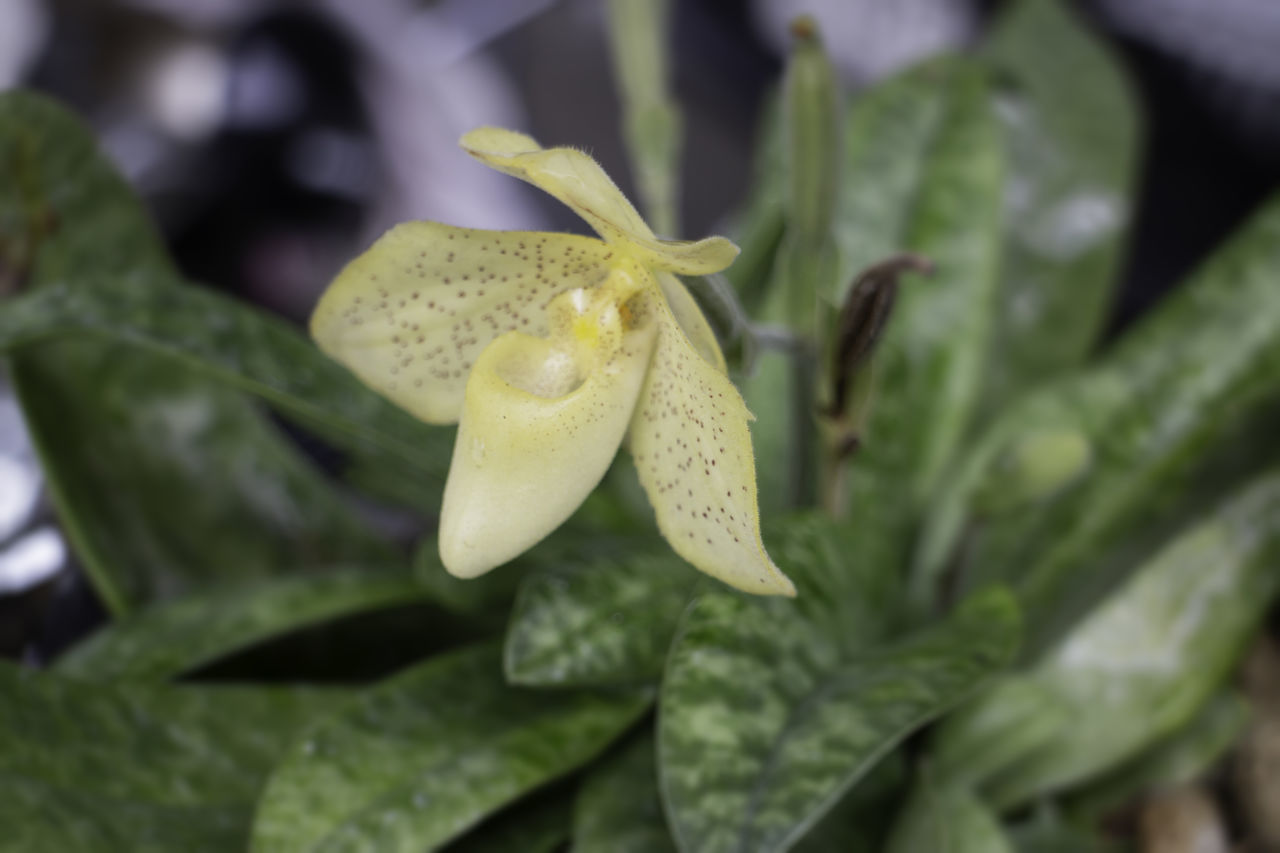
[606,0,680,236]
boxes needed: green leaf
[505,507,903,693]
[979,0,1140,410]
[791,754,907,853]
[572,732,675,853]
[0,774,246,853]
[835,57,1004,509]
[414,538,526,620]
[1068,691,1250,820]
[0,275,456,490]
[1005,810,1127,853]
[252,642,650,852]
[659,577,1020,853]
[505,550,698,687]
[446,789,571,853]
[0,91,392,615]
[0,662,343,849]
[960,192,1280,652]
[885,778,1013,853]
[415,496,650,625]
[936,469,1280,809]
[55,569,432,681]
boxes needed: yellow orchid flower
[311,127,795,596]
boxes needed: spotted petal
[656,271,727,372]
[439,289,658,578]
[311,222,616,423]
[627,302,795,596]
[460,127,739,274]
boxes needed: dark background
[3,0,1279,661]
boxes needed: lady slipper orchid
[311,127,795,596]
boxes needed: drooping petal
[310,221,615,424]
[626,301,796,596]
[459,128,740,276]
[439,288,658,578]
[655,271,727,372]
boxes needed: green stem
[606,0,680,235]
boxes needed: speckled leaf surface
[659,520,1019,853]
[55,569,430,681]
[962,192,1280,652]
[834,57,1004,509]
[937,469,1280,808]
[790,755,907,853]
[252,642,650,852]
[885,779,1012,853]
[505,510,916,797]
[505,550,699,686]
[0,275,456,490]
[0,91,390,614]
[979,0,1139,411]
[0,662,344,849]
[573,733,675,853]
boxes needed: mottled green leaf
[0,662,343,850]
[55,569,431,681]
[943,193,1280,651]
[506,507,902,695]
[659,579,1020,853]
[415,496,649,625]
[505,550,698,686]
[835,57,1004,509]
[572,732,675,853]
[252,642,649,852]
[0,275,455,487]
[936,469,1280,809]
[885,778,1013,853]
[980,0,1139,410]
[0,91,390,614]
[791,754,907,853]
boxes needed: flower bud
[784,16,839,252]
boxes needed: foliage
[2,0,1278,850]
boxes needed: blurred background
[3,0,1280,661]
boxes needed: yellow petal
[626,300,795,596]
[439,292,658,578]
[310,222,616,424]
[624,233,740,276]
[461,127,654,243]
[655,271,727,372]
[459,127,740,276]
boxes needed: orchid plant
[311,127,795,596]
[3,0,1279,850]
